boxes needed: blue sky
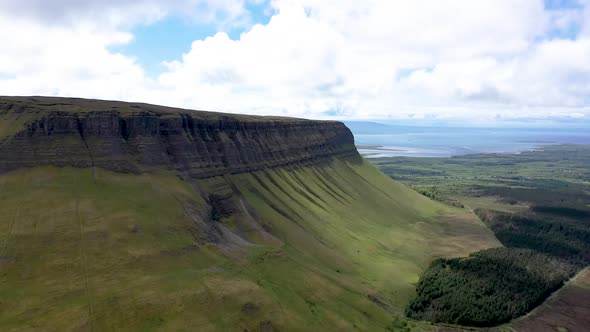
[545,0,584,9]
[115,0,274,77]
[0,0,589,122]
[114,18,219,77]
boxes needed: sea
[347,124,590,158]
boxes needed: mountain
[0,97,499,331]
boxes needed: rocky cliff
[0,96,360,177]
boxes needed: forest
[370,145,590,326]
[476,208,590,264]
[405,248,577,326]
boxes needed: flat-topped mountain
[0,97,499,331]
[0,96,359,177]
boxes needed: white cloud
[0,0,589,120]
[0,0,258,28]
[0,14,143,98]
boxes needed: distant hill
[0,97,499,331]
[342,121,395,134]
[343,121,454,136]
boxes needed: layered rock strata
[0,97,360,178]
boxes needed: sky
[0,0,589,123]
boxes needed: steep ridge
[0,97,500,331]
[0,96,359,177]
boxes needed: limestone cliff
[0,96,360,177]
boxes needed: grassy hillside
[0,160,498,331]
[510,267,590,332]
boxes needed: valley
[370,145,590,330]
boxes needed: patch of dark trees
[406,193,590,326]
[405,248,578,326]
[475,208,590,264]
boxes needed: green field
[369,145,590,210]
[0,160,499,331]
[369,145,590,327]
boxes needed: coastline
[359,143,586,159]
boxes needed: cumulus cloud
[0,0,589,120]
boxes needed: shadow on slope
[0,160,499,331]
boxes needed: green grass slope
[0,160,499,331]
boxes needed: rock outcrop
[0,96,360,177]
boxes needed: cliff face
[0,97,360,177]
